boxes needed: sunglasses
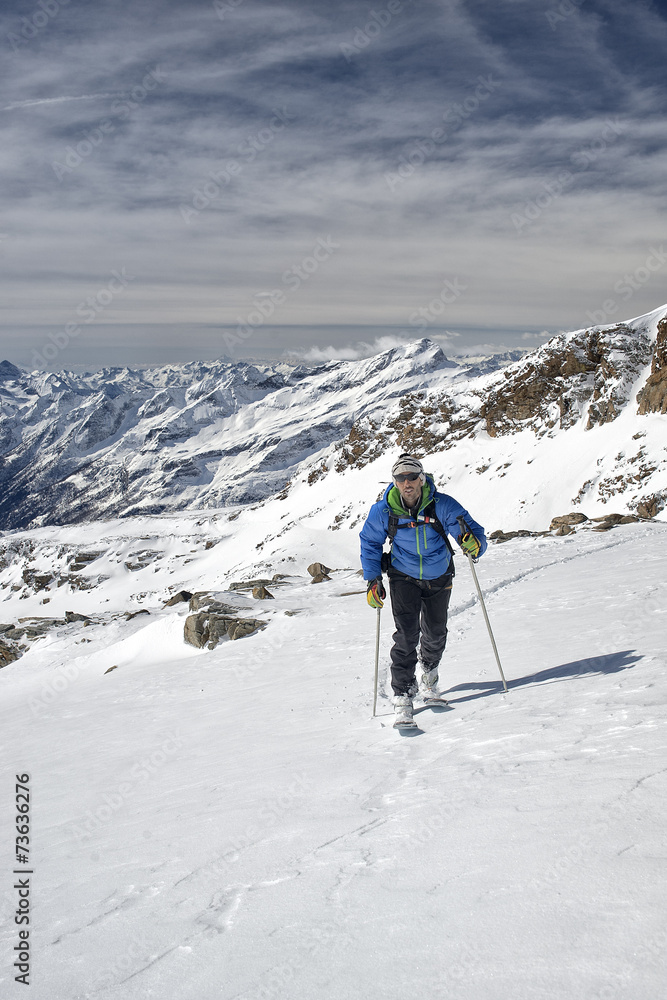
[394,472,421,483]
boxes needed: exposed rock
[635,494,664,519]
[589,513,625,524]
[104,665,118,674]
[252,585,274,599]
[69,551,106,572]
[21,569,54,591]
[550,513,589,529]
[184,612,266,650]
[637,317,667,415]
[164,590,193,606]
[554,524,575,536]
[189,591,212,610]
[65,611,92,623]
[125,609,150,620]
[307,562,331,578]
[0,643,20,667]
[489,529,548,543]
[481,325,653,437]
[4,617,66,640]
[229,576,287,591]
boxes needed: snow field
[1,518,666,999]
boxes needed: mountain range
[0,304,666,535]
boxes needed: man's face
[394,473,423,507]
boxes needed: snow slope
[1,513,666,1000]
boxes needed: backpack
[382,497,455,574]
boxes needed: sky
[1,0,667,371]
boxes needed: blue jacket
[359,475,487,581]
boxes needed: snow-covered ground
[2,512,666,999]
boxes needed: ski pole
[457,516,508,695]
[372,606,381,717]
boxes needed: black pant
[388,569,453,696]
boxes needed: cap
[391,454,424,478]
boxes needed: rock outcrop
[637,317,667,415]
[183,611,266,649]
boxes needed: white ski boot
[393,693,416,729]
[420,666,449,707]
[421,666,439,698]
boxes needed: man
[359,453,487,724]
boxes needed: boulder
[550,513,589,529]
[636,494,664,519]
[252,585,274,599]
[164,590,193,606]
[307,562,332,578]
[184,612,266,650]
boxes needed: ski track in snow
[1,522,666,999]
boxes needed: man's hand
[458,531,481,559]
[366,577,386,608]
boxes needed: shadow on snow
[447,649,642,704]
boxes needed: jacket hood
[383,474,436,515]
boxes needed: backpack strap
[385,500,455,563]
[421,500,456,560]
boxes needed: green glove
[459,531,481,559]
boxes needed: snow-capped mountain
[1,305,666,534]
[0,343,518,530]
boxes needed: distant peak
[0,359,22,381]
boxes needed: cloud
[1,0,666,368]
[298,335,414,363]
[2,93,121,111]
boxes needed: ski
[422,695,450,707]
[393,717,418,730]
